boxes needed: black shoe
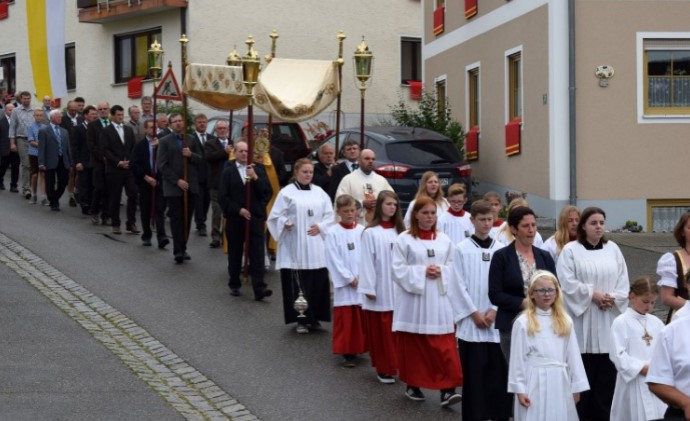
[69,197,77,207]
[342,354,357,368]
[81,207,91,216]
[440,389,462,407]
[405,387,425,402]
[197,227,207,236]
[183,252,191,260]
[22,189,30,197]
[0,183,4,190]
[230,289,241,297]
[209,240,220,248]
[158,238,170,249]
[174,254,185,264]
[50,206,60,212]
[142,239,152,247]
[254,288,273,301]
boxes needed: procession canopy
[183,63,250,111]
[254,58,340,122]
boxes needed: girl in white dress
[609,277,667,421]
[403,171,449,228]
[541,205,580,264]
[509,270,589,421]
[358,190,406,384]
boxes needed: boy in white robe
[449,199,512,421]
[437,183,473,244]
[509,270,589,421]
[609,277,667,421]
[325,195,366,367]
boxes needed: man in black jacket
[219,140,273,300]
[70,105,97,215]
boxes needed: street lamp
[226,47,242,134]
[353,36,373,149]
[148,37,164,121]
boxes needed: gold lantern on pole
[353,37,373,149]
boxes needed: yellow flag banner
[26,0,67,99]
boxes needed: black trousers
[194,182,210,229]
[77,167,93,212]
[457,339,512,421]
[44,157,69,208]
[90,166,109,218]
[107,170,138,227]
[226,216,267,295]
[0,151,20,188]
[577,353,617,421]
[138,182,167,242]
[166,193,196,256]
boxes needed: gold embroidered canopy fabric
[183,59,340,120]
[253,58,340,122]
[183,63,249,111]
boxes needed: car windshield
[386,140,461,165]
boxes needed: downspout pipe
[568,0,577,205]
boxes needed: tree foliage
[389,90,465,154]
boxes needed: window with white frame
[114,27,161,84]
[644,39,690,115]
[507,51,522,120]
[400,37,421,85]
[467,67,480,128]
[436,77,447,116]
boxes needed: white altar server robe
[358,226,397,312]
[267,184,334,270]
[403,198,449,228]
[609,308,667,421]
[437,209,474,245]
[325,223,365,307]
[391,231,455,334]
[557,241,629,353]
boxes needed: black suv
[315,127,472,211]
[206,115,311,172]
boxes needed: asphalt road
[0,191,668,420]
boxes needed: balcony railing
[77,0,188,24]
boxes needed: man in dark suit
[70,105,97,215]
[88,101,111,225]
[61,100,84,207]
[130,119,169,248]
[0,104,19,191]
[312,143,336,200]
[100,104,139,235]
[205,119,232,248]
[192,113,213,236]
[328,139,360,201]
[156,113,171,138]
[158,112,204,263]
[38,110,72,211]
[219,140,273,300]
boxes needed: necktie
[54,126,63,156]
[102,119,109,127]
[221,139,227,148]
[352,163,359,171]
[200,133,206,144]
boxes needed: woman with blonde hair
[508,270,589,421]
[495,198,544,247]
[403,171,449,228]
[542,206,580,264]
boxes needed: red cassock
[332,305,367,355]
[363,310,398,376]
[396,331,463,389]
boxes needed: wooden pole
[180,34,189,241]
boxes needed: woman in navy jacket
[488,206,556,361]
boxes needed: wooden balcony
[78,0,188,24]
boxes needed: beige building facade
[0,0,422,134]
[424,0,690,231]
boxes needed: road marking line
[0,233,259,421]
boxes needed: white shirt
[358,225,398,311]
[609,308,667,421]
[657,251,686,289]
[557,241,630,353]
[647,315,690,400]
[236,161,247,183]
[391,231,455,334]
